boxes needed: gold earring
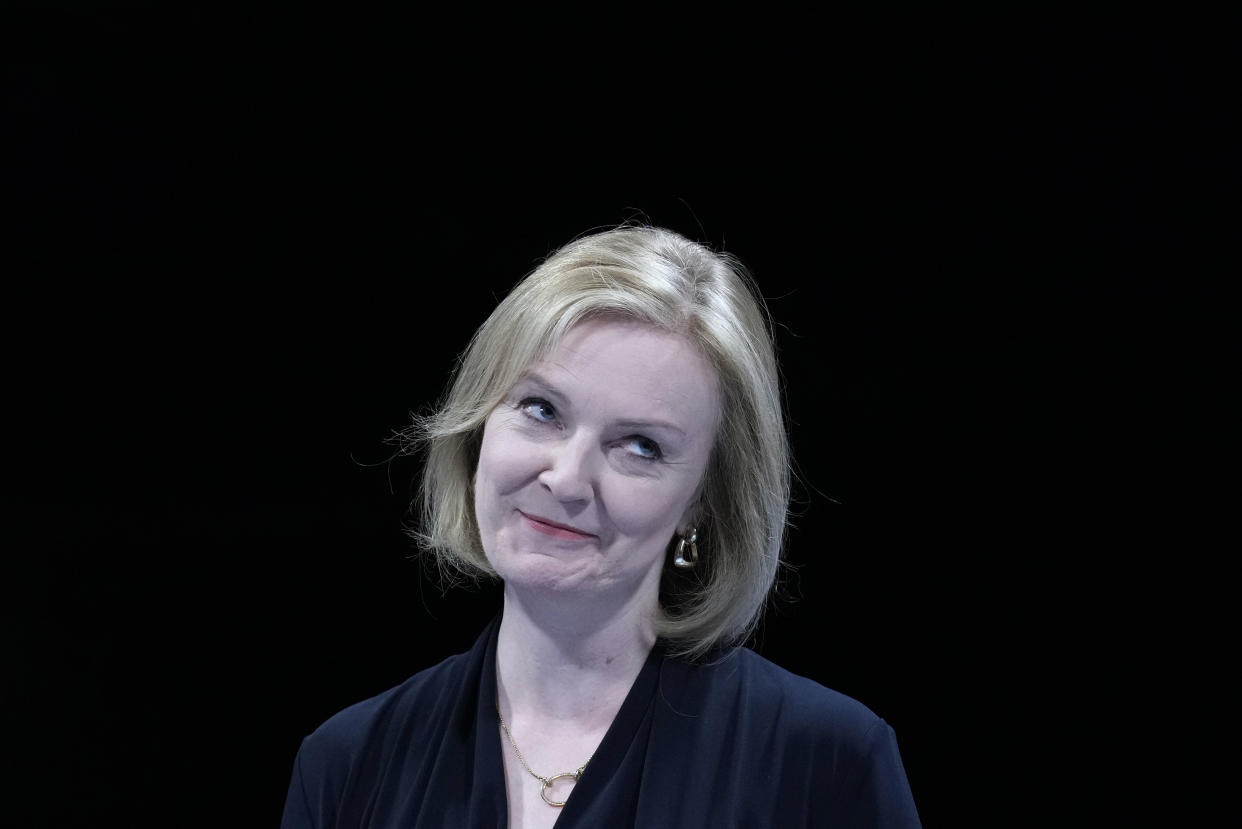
[673,528,699,568]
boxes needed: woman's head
[472,316,721,621]
[408,226,790,659]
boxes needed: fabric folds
[281,617,921,828]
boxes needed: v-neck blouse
[281,617,921,828]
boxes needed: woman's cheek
[603,479,680,537]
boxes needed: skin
[473,317,721,828]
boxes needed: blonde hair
[403,226,790,660]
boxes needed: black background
[4,7,1238,827]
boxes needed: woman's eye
[518,397,557,423]
[624,436,663,461]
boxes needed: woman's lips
[519,511,596,541]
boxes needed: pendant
[540,771,580,807]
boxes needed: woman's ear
[677,503,701,536]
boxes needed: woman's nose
[537,434,595,503]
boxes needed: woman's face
[473,317,720,603]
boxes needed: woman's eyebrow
[516,371,566,401]
[613,418,686,438]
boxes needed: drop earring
[672,527,699,568]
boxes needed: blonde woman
[281,227,921,828]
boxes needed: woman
[281,227,922,827]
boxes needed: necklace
[496,702,596,807]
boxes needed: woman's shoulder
[670,645,890,748]
[655,647,922,824]
[303,649,472,754]
[282,623,502,827]
[745,648,879,718]
[301,617,499,757]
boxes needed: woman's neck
[495,584,657,724]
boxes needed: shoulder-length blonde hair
[404,226,790,660]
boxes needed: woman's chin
[494,555,646,602]
[499,559,605,595]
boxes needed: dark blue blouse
[281,617,921,827]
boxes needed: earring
[673,528,699,569]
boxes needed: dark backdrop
[5,7,1237,827]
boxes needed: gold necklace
[496,702,596,807]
